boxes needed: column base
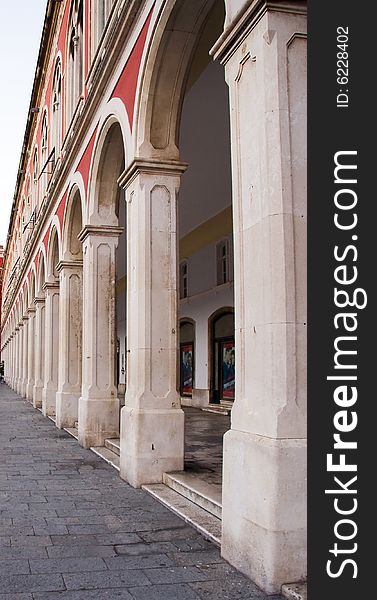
[56,391,80,429]
[120,406,185,488]
[33,384,43,408]
[221,429,307,594]
[78,396,120,448]
[42,386,57,417]
[26,382,35,402]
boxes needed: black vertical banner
[308,1,375,598]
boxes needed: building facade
[0,0,307,593]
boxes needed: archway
[33,251,47,408]
[78,118,126,448]
[42,229,60,417]
[56,187,84,429]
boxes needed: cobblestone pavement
[0,385,282,600]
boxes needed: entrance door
[211,310,235,404]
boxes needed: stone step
[142,483,221,547]
[64,427,78,440]
[105,438,120,456]
[163,471,222,519]
[90,445,120,472]
[282,582,307,600]
[201,405,231,416]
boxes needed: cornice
[211,0,307,63]
[78,225,124,243]
[118,158,188,188]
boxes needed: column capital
[118,158,188,189]
[56,260,83,273]
[211,0,307,64]
[18,322,24,329]
[78,225,123,243]
[43,282,60,292]
[27,307,37,315]
[34,296,46,307]
[22,315,29,323]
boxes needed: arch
[28,270,36,309]
[62,183,84,260]
[36,249,47,296]
[46,226,61,282]
[87,115,126,225]
[134,0,226,160]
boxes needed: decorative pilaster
[42,283,60,417]
[77,226,122,448]
[56,261,83,428]
[119,159,187,487]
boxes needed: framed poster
[221,340,235,400]
[180,343,194,396]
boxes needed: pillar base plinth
[42,387,57,417]
[120,405,184,488]
[78,396,120,448]
[33,384,43,408]
[56,391,80,429]
[221,429,307,594]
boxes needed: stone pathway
[0,385,281,600]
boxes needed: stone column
[26,308,36,401]
[16,323,23,394]
[56,261,83,428]
[119,160,186,488]
[77,226,122,448]
[42,283,60,417]
[212,1,307,593]
[33,297,46,408]
[21,315,29,397]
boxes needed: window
[51,60,62,158]
[216,239,231,285]
[32,149,39,209]
[180,261,188,299]
[93,0,115,51]
[40,112,49,198]
[67,0,84,123]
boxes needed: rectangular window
[180,261,188,299]
[217,240,230,285]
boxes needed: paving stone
[129,583,201,600]
[33,591,133,600]
[47,544,117,559]
[114,542,178,556]
[63,570,151,590]
[143,566,209,584]
[0,573,65,593]
[104,554,174,570]
[0,559,30,575]
[29,557,107,574]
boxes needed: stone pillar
[56,261,83,428]
[21,315,29,397]
[212,1,307,593]
[119,160,186,487]
[77,226,122,448]
[16,323,23,394]
[42,283,60,417]
[33,297,46,408]
[26,308,36,401]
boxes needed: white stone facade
[0,0,307,593]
